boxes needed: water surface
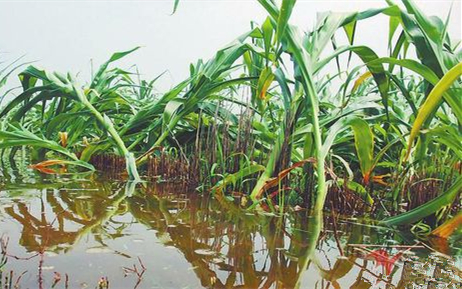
[0,175,460,288]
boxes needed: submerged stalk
[250,125,284,201]
[295,209,323,288]
[285,30,327,214]
[252,0,327,212]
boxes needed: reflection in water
[5,182,127,254]
[0,179,461,288]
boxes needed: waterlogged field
[0,175,460,289]
[0,0,461,288]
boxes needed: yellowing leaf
[256,158,316,199]
[29,159,67,168]
[406,62,462,160]
[29,159,67,174]
[372,174,391,186]
[257,67,275,100]
[59,131,68,147]
[351,71,372,93]
[431,211,462,239]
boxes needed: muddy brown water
[0,174,460,289]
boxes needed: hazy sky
[1,0,461,91]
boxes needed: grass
[0,0,461,237]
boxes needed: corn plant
[0,49,142,180]
[0,0,459,233]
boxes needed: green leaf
[277,0,296,42]
[388,16,399,47]
[212,164,265,193]
[426,126,462,160]
[91,47,140,89]
[315,45,390,116]
[349,118,374,182]
[343,20,357,45]
[0,124,94,171]
[370,58,462,123]
[262,17,274,60]
[335,178,374,205]
[383,175,462,226]
[163,99,184,131]
[172,0,180,14]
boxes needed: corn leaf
[277,0,296,43]
[431,211,462,239]
[257,66,275,100]
[383,175,462,226]
[348,118,374,183]
[406,62,462,160]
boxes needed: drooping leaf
[406,62,462,160]
[383,175,462,226]
[212,164,265,194]
[431,211,462,239]
[256,158,316,199]
[351,71,372,93]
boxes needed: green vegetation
[0,0,461,237]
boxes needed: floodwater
[0,174,461,289]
